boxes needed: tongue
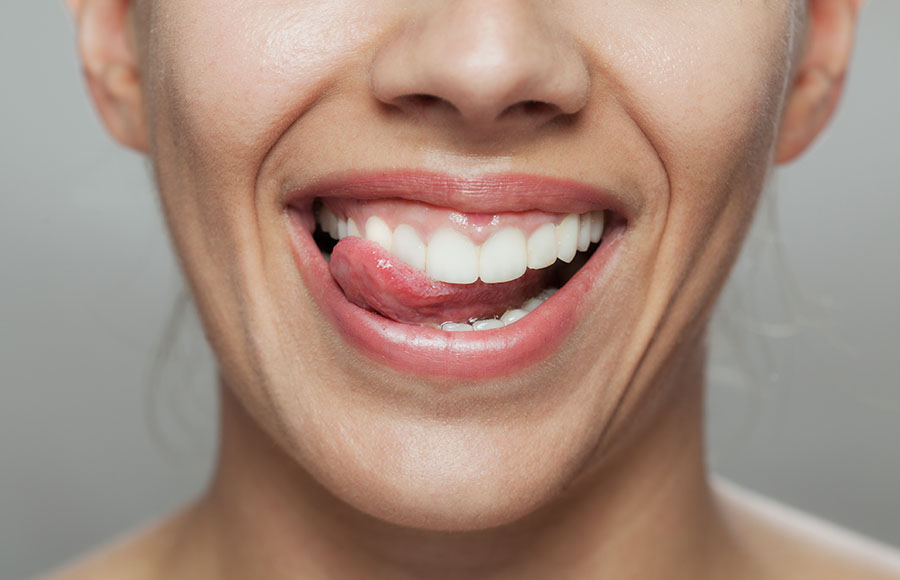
[329,236,550,325]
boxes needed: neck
[175,345,741,580]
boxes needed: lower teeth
[439,288,557,332]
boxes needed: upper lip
[283,170,635,219]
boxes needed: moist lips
[329,236,553,325]
[283,171,630,379]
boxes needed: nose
[370,1,590,132]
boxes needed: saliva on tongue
[329,237,552,326]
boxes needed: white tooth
[472,318,505,331]
[577,213,592,252]
[426,228,480,284]
[328,213,340,239]
[590,211,605,243]
[521,287,557,312]
[319,206,338,240]
[347,218,360,237]
[479,227,527,283]
[337,218,348,239]
[526,223,557,270]
[365,216,393,252]
[538,287,558,300]
[500,309,528,325]
[391,224,426,271]
[441,322,474,332]
[328,212,340,239]
[556,213,579,263]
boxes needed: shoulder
[37,530,159,580]
[713,477,900,580]
[35,505,199,580]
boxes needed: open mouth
[314,199,611,331]
[284,171,629,380]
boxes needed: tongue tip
[329,236,551,325]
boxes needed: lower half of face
[143,0,798,529]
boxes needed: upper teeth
[316,208,604,285]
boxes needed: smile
[284,171,630,380]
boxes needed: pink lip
[284,171,635,217]
[284,171,629,381]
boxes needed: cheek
[139,2,391,416]
[609,6,790,183]
[147,0,379,171]
[143,1,384,346]
[578,2,794,276]
[568,3,796,419]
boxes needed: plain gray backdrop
[2,2,898,579]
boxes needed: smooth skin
[52,0,900,579]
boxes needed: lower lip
[285,210,622,381]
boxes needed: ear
[66,0,148,152]
[775,0,863,164]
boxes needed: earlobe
[775,63,845,164]
[775,0,862,164]
[69,0,148,152]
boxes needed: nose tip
[370,1,590,131]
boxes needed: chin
[314,427,583,532]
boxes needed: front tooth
[347,218,360,237]
[365,216,393,252]
[441,322,474,332]
[527,223,557,269]
[590,211,605,243]
[472,318,505,331]
[391,224,426,271]
[480,227,527,283]
[500,309,529,325]
[577,213,592,252]
[426,228,480,284]
[337,218,348,239]
[556,213,579,263]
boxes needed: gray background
[2,2,898,579]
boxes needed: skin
[53,0,900,578]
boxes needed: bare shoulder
[713,477,900,580]
[35,505,198,580]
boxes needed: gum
[322,198,573,244]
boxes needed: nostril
[522,100,552,113]
[394,93,456,115]
[369,1,591,131]
[499,100,560,121]
[411,94,443,106]
[383,92,571,128]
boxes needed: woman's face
[132,0,800,529]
